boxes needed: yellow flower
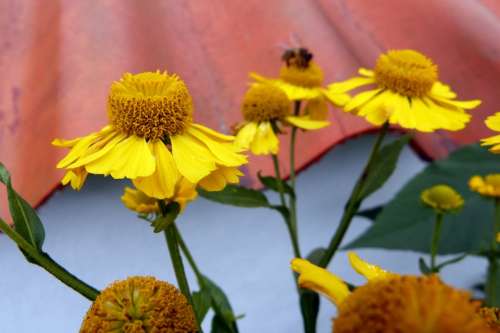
[53,71,247,196]
[291,252,494,333]
[250,48,350,122]
[329,49,481,132]
[421,184,464,212]
[80,276,197,333]
[481,112,500,154]
[478,307,500,332]
[469,174,500,198]
[235,83,329,155]
[121,178,197,214]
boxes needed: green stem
[318,122,389,268]
[486,199,500,306]
[0,217,99,300]
[176,225,204,283]
[288,101,301,257]
[159,202,193,307]
[272,154,301,258]
[430,213,444,273]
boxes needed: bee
[281,47,313,68]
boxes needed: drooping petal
[186,125,247,167]
[291,258,350,306]
[481,134,500,153]
[327,76,375,94]
[358,68,374,77]
[356,91,391,126]
[344,88,382,112]
[121,187,159,214]
[348,252,392,281]
[320,88,351,107]
[61,167,88,191]
[250,121,279,155]
[285,116,330,130]
[235,122,258,150]
[250,72,321,100]
[67,131,126,168]
[430,82,457,99]
[171,132,217,183]
[133,140,180,199]
[85,135,156,179]
[485,112,500,131]
[190,123,235,142]
[198,167,243,191]
[431,96,481,110]
[174,178,198,211]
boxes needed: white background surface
[0,134,487,332]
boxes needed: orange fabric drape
[1,0,499,219]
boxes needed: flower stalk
[288,101,301,251]
[319,122,390,268]
[430,212,444,272]
[485,198,500,306]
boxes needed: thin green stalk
[485,199,500,306]
[272,154,301,258]
[176,225,203,283]
[430,213,444,272]
[288,101,301,253]
[0,217,99,300]
[318,122,389,268]
[159,201,193,307]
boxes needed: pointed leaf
[418,257,431,275]
[202,275,239,333]
[192,289,212,323]
[257,172,295,198]
[199,185,269,208]
[356,205,384,221]
[211,315,233,333]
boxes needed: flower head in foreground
[250,47,350,121]
[122,178,197,214]
[469,174,500,198]
[80,276,197,333]
[421,184,464,213]
[291,252,494,333]
[479,307,500,332]
[235,83,329,155]
[53,71,247,195]
[481,112,500,154]
[328,49,481,132]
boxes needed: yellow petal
[67,131,126,168]
[199,167,243,191]
[345,89,382,112]
[250,121,279,155]
[356,91,390,126]
[56,132,102,168]
[348,252,392,281]
[190,123,235,142]
[171,133,217,183]
[133,140,180,199]
[485,112,500,132]
[327,76,374,94]
[291,258,350,306]
[286,116,330,130]
[250,72,321,100]
[121,187,159,214]
[235,122,258,150]
[321,88,351,107]
[431,96,482,110]
[186,126,247,167]
[174,178,198,211]
[358,68,374,77]
[430,82,457,99]
[61,168,88,191]
[305,98,329,121]
[85,135,156,179]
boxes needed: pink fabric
[1,0,499,220]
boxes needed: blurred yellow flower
[235,83,329,155]
[469,174,500,198]
[53,71,246,197]
[250,48,349,122]
[328,49,481,132]
[291,252,493,333]
[481,112,500,154]
[80,276,197,333]
[478,307,500,332]
[421,184,464,212]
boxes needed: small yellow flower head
[279,48,324,88]
[80,276,197,333]
[421,184,464,212]
[478,307,500,332]
[334,275,493,333]
[108,71,193,140]
[374,49,438,97]
[121,187,160,214]
[241,84,290,123]
[469,174,500,198]
[482,112,500,154]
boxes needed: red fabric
[1,0,499,219]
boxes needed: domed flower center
[333,275,492,333]
[374,49,438,97]
[80,276,197,332]
[242,84,290,123]
[421,184,464,212]
[108,71,193,140]
[279,48,324,88]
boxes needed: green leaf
[151,202,180,233]
[358,135,411,200]
[0,163,45,252]
[346,144,500,254]
[270,205,291,224]
[257,172,295,198]
[199,185,269,208]
[435,253,467,270]
[486,258,500,307]
[211,315,233,333]
[202,275,239,333]
[418,257,431,275]
[299,248,326,333]
[356,205,384,221]
[192,289,212,323]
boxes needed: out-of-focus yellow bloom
[80,276,197,333]
[235,83,329,155]
[481,112,500,154]
[53,71,246,197]
[421,184,464,213]
[328,49,481,132]
[469,174,500,198]
[291,252,494,333]
[250,48,350,122]
[478,307,500,332]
